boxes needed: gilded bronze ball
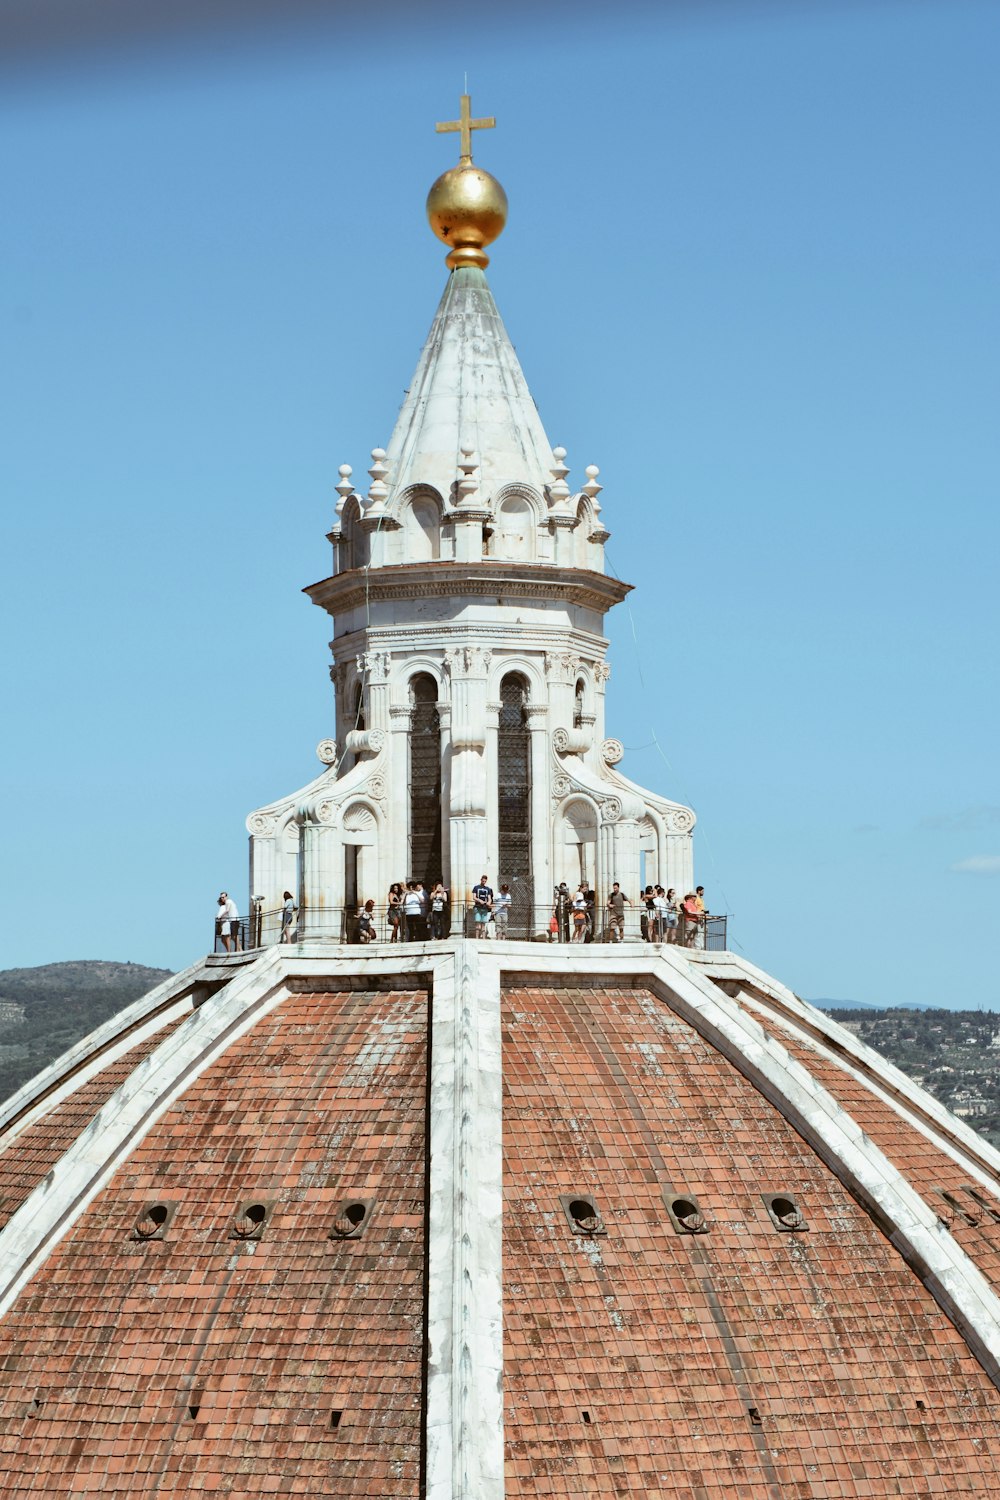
[426,163,508,269]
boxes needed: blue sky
[1,1,997,1006]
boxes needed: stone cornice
[304,561,632,618]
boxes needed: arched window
[409,674,442,886]
[498,673,533,924]
[573,678,585,730]
[352,682,366,735]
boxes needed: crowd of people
[217,879,711,950]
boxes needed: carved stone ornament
[247,813,278,837]
[552,727,572,753]
[551,773,571,798]
[316,800,337,825]
[544,650,579,680]
[343,803,377,834]
[366,727,386,754]
[594,662,612,684]
[356,650,390,684]
[668,807,696,833]
[316,739,338,765]
[601,738,625,765]
[443,647,493,678]
[366,774,387,801]
[600,798,623,824]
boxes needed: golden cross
[435,93,495,163]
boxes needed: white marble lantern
[246,137,694,940]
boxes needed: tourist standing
[403,882,425,942]
[681,892,700,947]
[280,890,296,944]
[429,881,449,939]
[494,882,512,938]
[387,882,403,942]
[606,882,629,943]
[664,887,678,943]
[571,886,588,943]
[471,876,494,938]
[217,892,241,953]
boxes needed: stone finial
[582,464,602,502]
[335,464,354,506]
[366,448,389,516]
[549,446,571,511]
[457,441,480,505]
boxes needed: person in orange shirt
[681,893,700,947]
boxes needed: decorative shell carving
[343,803,377,834]
[316,739,338,765]
[247,813,278,836]
[600,798,623,823]
[601,737,624,765]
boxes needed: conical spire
[383,265,557,509]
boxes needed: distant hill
[0,960,172,1105]
[820,1006,1000,1152]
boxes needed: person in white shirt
[403,882,425,942]
[493,882,512,938]
[571,887,588,943]
[217,892,241,953]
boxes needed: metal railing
[213,904,727,952]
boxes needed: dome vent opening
[962,1185,1000,1223]
[231,1199,274,1241]
[763,1193,807,1232]
[329,1198,375,1240]
[663,1190,709,1235]
[133,1200,178,1241]
[560,1194,605,1236]
[330,1409,344,1430]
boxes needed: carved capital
[668,807,696,834]
[356,649,390,684]
[246,813,278,837]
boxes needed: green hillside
[0,960,172,1104]
[824,1006,1000,1151]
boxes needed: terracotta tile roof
[0,1017,185,1232]
[0,988,427,1497]
[501,985,1000,1496]
[733,984,1000,1282]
